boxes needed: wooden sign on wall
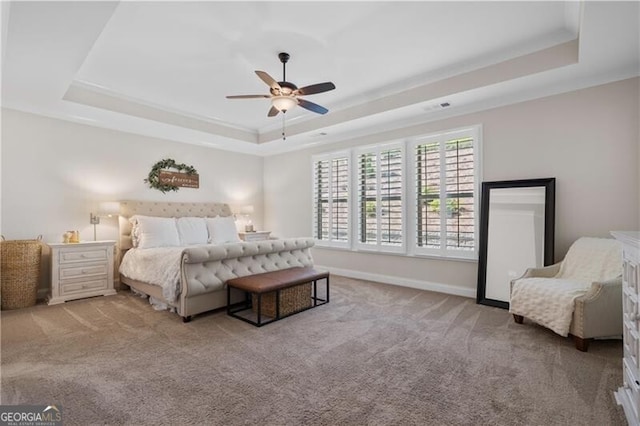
[158,171,199,189]
[145,158,199,193]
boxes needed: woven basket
[252,282,312,318]
[1,236,43,310]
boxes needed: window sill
[313,244,478,263]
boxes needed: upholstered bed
[118,201,315,321]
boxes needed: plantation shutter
[312,153,350,247]
[445,137,475,251]
[414,132,476,256]
[313,159,329,240]
[415,142,441,248]
[331,157,349,242]
[356,144,404,251]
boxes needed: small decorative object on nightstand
[238,231,271,242]
[240,205,255,232]
[48,240,117,305]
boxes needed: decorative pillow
[176,217,208,246]
[206,216,241,244]
[130,215,180,249]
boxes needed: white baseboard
[316,265,476,299]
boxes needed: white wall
[1,108,264,293]
[2,77,638,300]
[264,77,640,297]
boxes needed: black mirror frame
[476,177,556,309]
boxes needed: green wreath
[144,158,198,193]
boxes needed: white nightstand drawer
[239,231,271,241]
[61,278,108,295]
[48,240,116,305]
[59,263,108,280]
[625,288,639,334]
[625,323,640,369]
[59,248,107,264]
[624,358,640,420]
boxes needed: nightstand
[48,240,117,305]
[238,231,271,242]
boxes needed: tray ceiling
[2,1,638,155]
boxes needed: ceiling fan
[226,52,335,117]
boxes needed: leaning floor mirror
[476,178,555,309]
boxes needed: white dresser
[48,240,117,305]
[613,231,640,426]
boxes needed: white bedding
[119,246,194,303]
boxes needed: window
[312,152,350,248]
[355,143,404,252]
[410,127,479,259]
[311,126,480,260]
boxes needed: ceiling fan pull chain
[282,113,286,140]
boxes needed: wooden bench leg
[326,275,330,303]
[257,293,262,326]
[513,314,524,324]
[313,279,317,307]
[311,277,330,306]
[574,336,590,352]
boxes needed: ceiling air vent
[424,101,452,112]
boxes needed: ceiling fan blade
[295,82,336,96]
[226,95,270,99]
[267,105,280,117]
[255,71,281,91]
[298,98,328,115]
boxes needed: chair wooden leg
[513,314,524,324]
[574,336,590,352]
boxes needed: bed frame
[118,200,315,322]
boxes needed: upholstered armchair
[509,237,623,352]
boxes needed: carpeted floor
[1,276,626,425]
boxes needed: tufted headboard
[118,200,232,252]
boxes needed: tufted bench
[226,267,329,327]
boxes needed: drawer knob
[81,270,88,274]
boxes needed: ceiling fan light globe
[272,96,298,112]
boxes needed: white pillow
[176,217,208,246]
[206,216,241,244]
[130,215,180,249]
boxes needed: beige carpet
[1,276,625,425]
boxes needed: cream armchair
[509,237,623,352]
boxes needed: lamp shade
[272,96,297,112]
[240,205,255,215]
[98,201,120,217]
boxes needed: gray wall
[263,77,640,296]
